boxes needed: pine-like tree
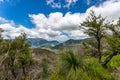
[81,10,120,67]
[81,10,106,63]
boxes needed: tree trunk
[23,66,28,79]
[97,39,101,63]
[102,50,118,67]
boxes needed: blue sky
[0,0,120,41]
[0,0,106,28]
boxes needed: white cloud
[64,0,78,8]
[29,12,83,31]
[1,0,120,41]
[0,17,38,39]
[29,12,86,41]
[46,0,61,8]
[29,0,120,41]
[86,0,120,21]
[0,17,9,23]
[0,17,69,42]
[0,22,33,39]
[46,0,78,8]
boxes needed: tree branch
[102,50,119,67]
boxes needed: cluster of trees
[0,31,34,80]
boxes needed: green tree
[17,33,34,80]
[101,18,120,66]
[81,10,120,67]
[0,32,34,80]
[81,10,106,63]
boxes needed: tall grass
[49,50,115,80]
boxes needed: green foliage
[81,10,107,63]
[85,57,113,80]
[106,36,120,52]
[81,10,120,68]
[0,33,34,80]
[108,55,120,68]
[105,17,120,52]
[60,50,83,72]
[49,50,85,80]
[81,10,106,39]
[49,51,114,80]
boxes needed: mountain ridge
[27,38,59,48]
[52,38,89,49]
[27,38,89,49]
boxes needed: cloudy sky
[0,0,120,42]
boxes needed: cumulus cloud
[29,12,87,41]
[29,0,120,41]
[86,0,120,21]
[0,19,35,39]
[29,12,84,31]
[0,17,9,23]
[1,0,120,42]
[0,17,69,42]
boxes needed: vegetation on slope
[0,10,120,80]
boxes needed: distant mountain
[52,38,89,49]
[27,38,59,48]
[27,38,89,49]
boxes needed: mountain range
[51,38,88,49]
[27,38,59,48]
[27,38,89,49]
